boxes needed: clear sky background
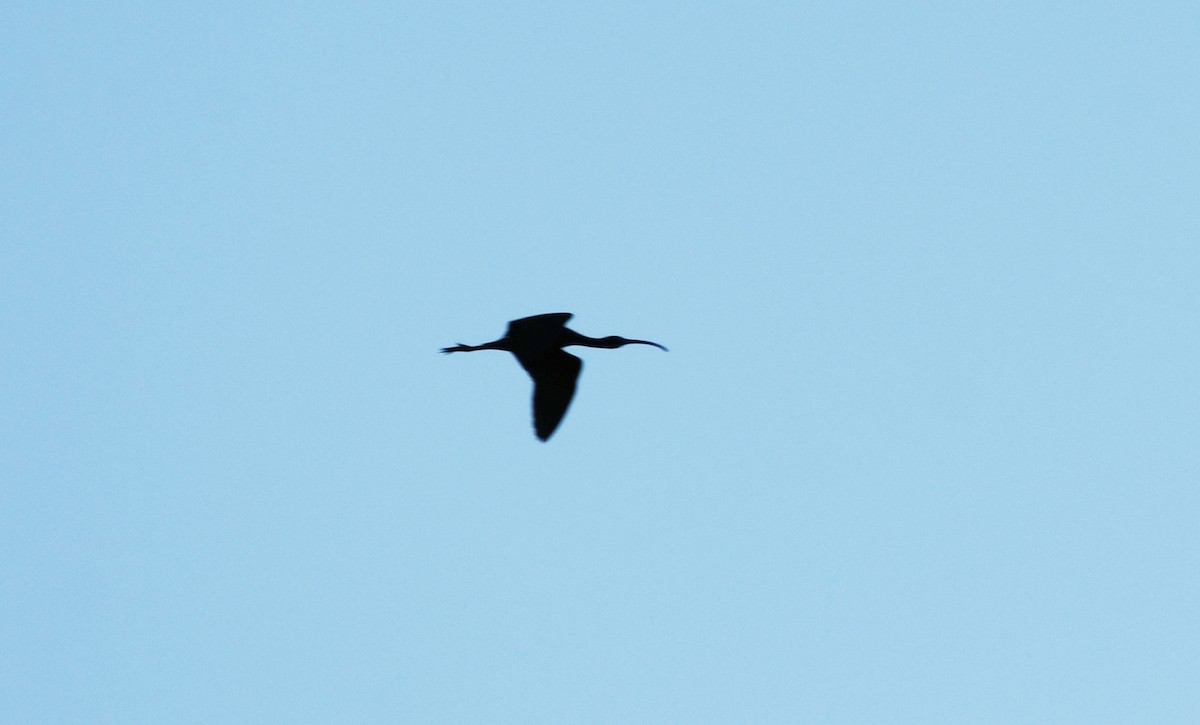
[3,2,1197,722]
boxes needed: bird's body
[441,313,667,441]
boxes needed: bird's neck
[564,332,622,349]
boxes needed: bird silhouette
[441,313,667,441]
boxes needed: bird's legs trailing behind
[440,338,510,354]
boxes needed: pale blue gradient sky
[3,2,1198,722]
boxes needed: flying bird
[441,313,667,441]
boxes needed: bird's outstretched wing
[525,349,582,441]
[507,313,572,337]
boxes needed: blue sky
[3,2,1197,722]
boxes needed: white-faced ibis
[441,313,667,441]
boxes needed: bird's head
[603,336,668,351]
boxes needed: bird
[441,313,667,441]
